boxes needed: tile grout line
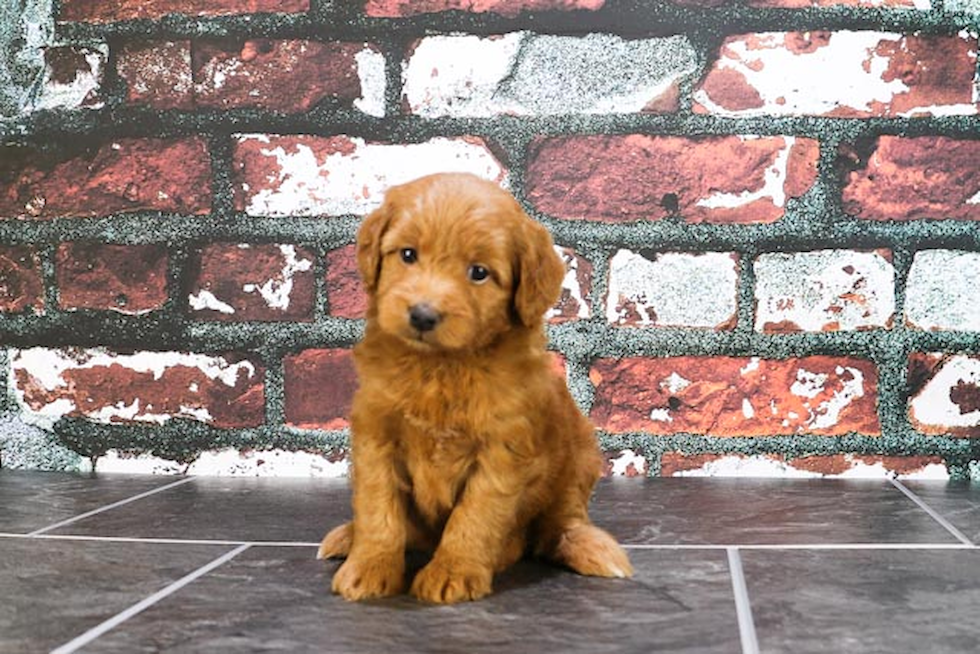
[727,547,761,654]
[625,542,977,551]
[49,543,252,654]
[889,478,975,547]
[1,531,976,551]
[27,477,195,537]
[0,532,321,548]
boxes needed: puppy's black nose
[409,303,441,332]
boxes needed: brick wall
[1,0,979,479]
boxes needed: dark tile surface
[86,548,742,654]
[2,470,978,654]
[742,548,980,654]
[902,480,980,545]
[590,478,961,545]
[50,476,352,543]
[0,471,183,534]
[0,538,231,654]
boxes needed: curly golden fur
[318,172,632,603]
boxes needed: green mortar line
[48,416,350,465]
[0,349,10,414]
[48,2,980,43]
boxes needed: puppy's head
[357,173,565,352]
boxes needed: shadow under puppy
[319,172,632,604]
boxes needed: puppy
[318,172,632,603]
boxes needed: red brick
[590,356,879,436]
[0,246,44,314]
[284,349,357,430]
[842,136,980,222]
[56,243,168,315]
[117,41,194,110]
[365,0,604,17]
[325,245,367,319]
[118,40,369,113]
[188,244,315,322]
[198,40,364,112]
[60,0,308,23]
[0,138,211,220]
[526,135,818,224]
[694,32,978,118]
[790,454,946,476]
[661,452,946,478]
[11,348,264,429]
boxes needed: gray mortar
[0,414,84,470]
[1,1,980,477]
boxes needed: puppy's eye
[468,265,490,284]
[400,248,418,264]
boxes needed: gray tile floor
[2,472,979,653]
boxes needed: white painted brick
[607,449,647,476]
[694,31,980,118]
[909,354,980,431]
[403,33,697,117]
[668,454,948,480]
[354,45,386,117]
[606,250,738,328]
[236,135,506,217]
[906,250,980,331]
[754,250,895,332]
[93,448,349,477]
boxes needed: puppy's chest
[397,412,479,525]
[397,405,480,475]
[391,372,494,522]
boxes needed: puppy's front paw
[410,556,492,604]
[332,553,405,601]
[317,522,352,560]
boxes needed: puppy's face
[358,173,564,352]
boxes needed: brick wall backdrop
[1,0,979,479]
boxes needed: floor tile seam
[27,477,195,537]
[889,478,976,546]
[0,532,321,547]
[1,532,976,550]
[727,547,761,654]
[49,542,253,654]
[624,543,978,550]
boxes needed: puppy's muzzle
[409,303,442,333]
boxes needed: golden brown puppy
[318,172,632,603]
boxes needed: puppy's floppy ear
[514,217,565,327]
[356,201,394,291]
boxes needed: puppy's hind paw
[317,522,352,560]
[553,524,633,579]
